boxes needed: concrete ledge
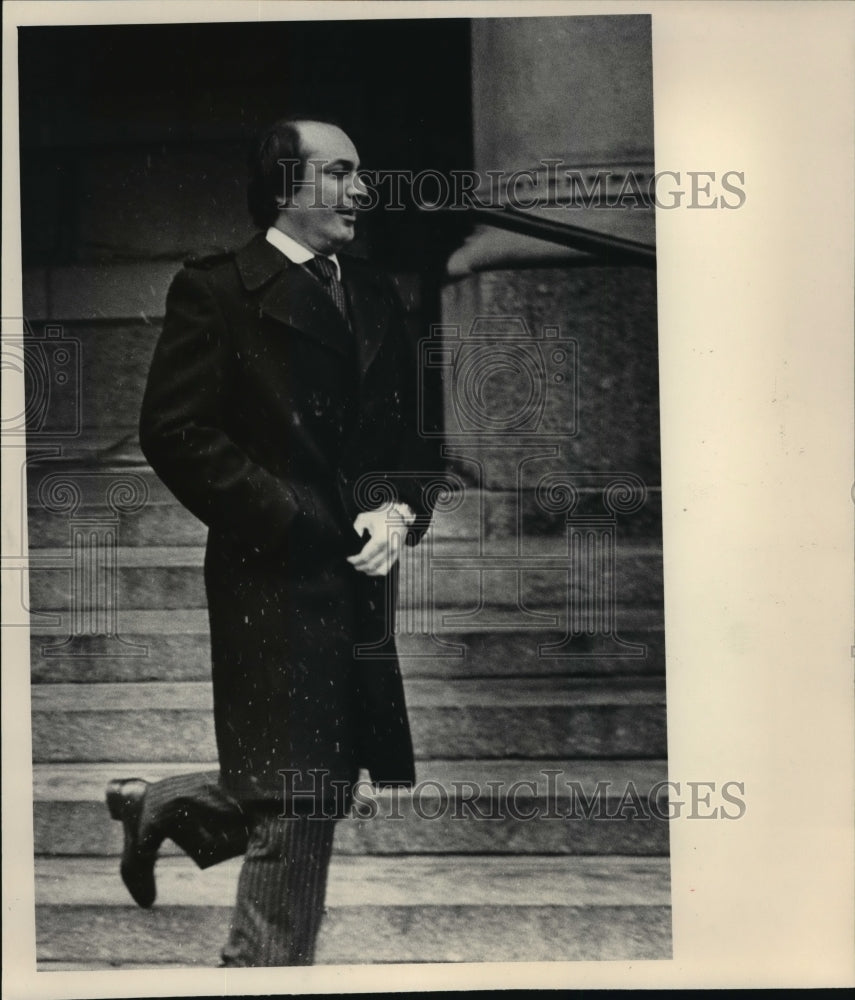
[29,263,181,322]
[23,264,427,322]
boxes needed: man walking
[105,115,444,966]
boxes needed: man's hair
[246,113,347,230]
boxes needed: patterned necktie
[305,256,349,323]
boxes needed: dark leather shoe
[105,778,156,908]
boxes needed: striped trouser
[137,771,337,966]
[220,810,337,967]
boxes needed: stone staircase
[27,269,671,968]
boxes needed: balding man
[106,115,444,966]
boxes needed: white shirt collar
[265,226,341,280]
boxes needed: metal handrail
[464,204,656,268]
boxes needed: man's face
[276,121,366,255]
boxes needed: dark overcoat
[139,232,444,808]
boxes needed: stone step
[24,458,663,549]
[39,853,671,907]
[26,542,664,614]
[34,760,671,857]
[29,494,209,549]
[31,678,666,762]
[21,444,662,547]
[37,962,193,972]
[35,855,672,964]
[30,612,665,682]
[27,489,664,549]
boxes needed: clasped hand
[346,506,410,577]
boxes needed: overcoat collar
[235,232,388,374]
[235,230,290,290]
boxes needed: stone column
[472,16,654,178]
[435,14,663,648]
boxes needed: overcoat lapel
[233,234,392,373]
[235,233,353,358]
[259,269,354,358]
[340,261,389,378]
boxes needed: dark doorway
[18,18,473,273]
